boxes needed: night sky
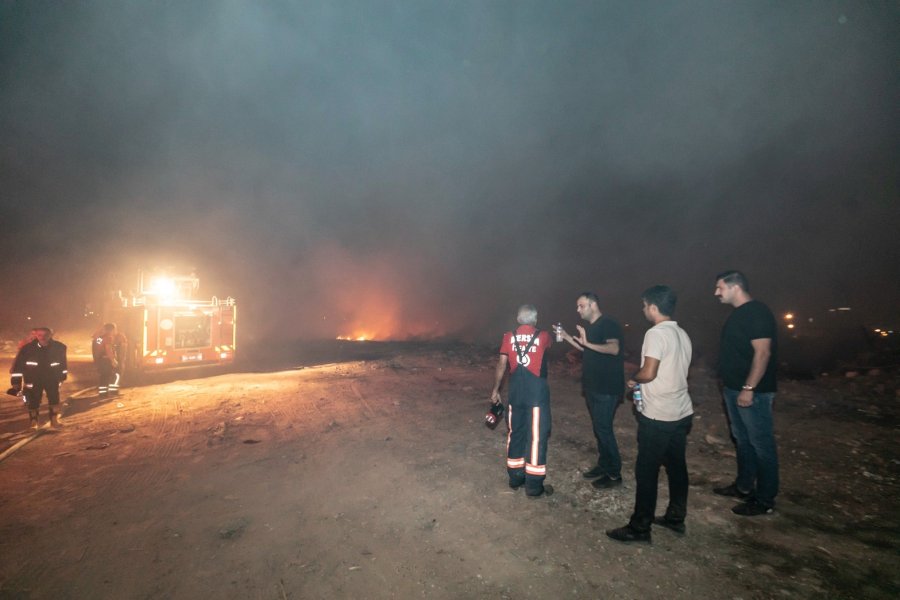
[1,1,898,349]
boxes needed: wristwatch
[741,384,755,391]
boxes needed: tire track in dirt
[109,386,196,491]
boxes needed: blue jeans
[584,391,621,478]
[723,388,779,507]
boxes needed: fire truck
[105,272,236,378]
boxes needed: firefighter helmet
[484,401,505,429]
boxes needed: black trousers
[506,369,551,494]
[629,413,693,532]
[24,380,60,411]
[95,359,115,394]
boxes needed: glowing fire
[336,334,371,342]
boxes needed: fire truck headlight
[154,357,165,365]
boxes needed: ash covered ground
[0,341,898,599]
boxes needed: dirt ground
[0,342,898,599]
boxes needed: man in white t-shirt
[607,285,693,543]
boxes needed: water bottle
[554,323,563,342]
[633,384,643,413]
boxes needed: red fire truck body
[109,274,236,373]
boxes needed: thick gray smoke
[1,1,897,349]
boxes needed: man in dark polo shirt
[558,292,626,489]
[713,270,779,516]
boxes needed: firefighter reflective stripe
[507,457,526,469]
[25,383,34,388]
[525,406,547,476]
[26,361,38,366]
[10,372,23,378]
[51,362,60,367]
[506,405,514,453]
[525,463,547,476]
[506,406,527,470]
[109,373,120,392]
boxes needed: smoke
[1,1,898,345]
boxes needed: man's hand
[626,379,637,390]
[490,390,501,403]
[557,327,583,350]
[737,390,754,407]
[575,324,588,346]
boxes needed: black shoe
[526,484,554,498]
[582,465,605,479]
[592,475,623,490]
[732,500,774,516]
[606,525,650,543]
[653,516,686,534]
[713,483,751,499]
[509,480,524,490]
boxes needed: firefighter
[92,323,120,396]
[110,329,128,394]
[489,304,554,498]
[9,327,68,429]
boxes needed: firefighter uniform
[10,336,68,428]
[110,332,128,394]
[499,325,552,496]
[92,327,119,395]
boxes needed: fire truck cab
[108,272,236,378]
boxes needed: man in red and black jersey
[490,304,554,498]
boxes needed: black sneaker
[732,500,774,516]
[653,516,686,534]
[606,525,650,543]
[592,475,623,489]
[582,465,605,479]
[713,483,751,499]
[526,484,554,499]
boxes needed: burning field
[0,341,898,599]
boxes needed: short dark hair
[715,270,749,292]
[578,291,599,305]
[31,326,52,335]
[641,285,677,317]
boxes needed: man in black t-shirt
[713,270,779,516]
[557,292,625,489]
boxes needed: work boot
[49,408,63,428]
